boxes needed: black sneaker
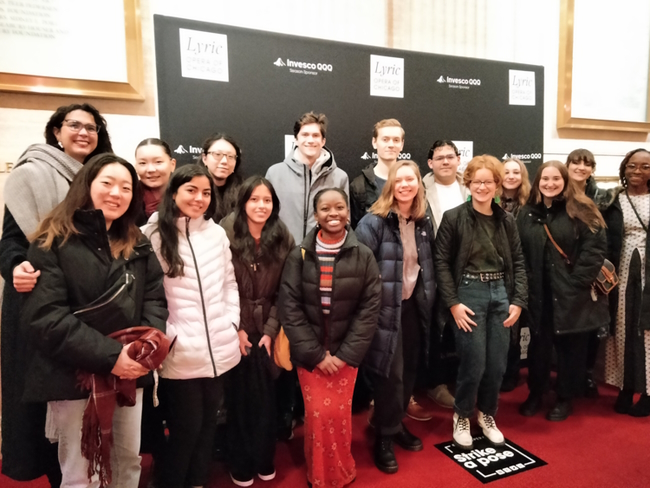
[614,389,634,414]
[392,423,423,452]
[519,393,542,417]
[546,400,572,421]
[257,465,276,481]
[629,393,650,417]
[230,471,254,487]
[374,436,398,474]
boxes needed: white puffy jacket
[142,213,241,379]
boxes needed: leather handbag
[273,326,293,371]
[543,224,619,295]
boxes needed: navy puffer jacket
[355,211,436,378]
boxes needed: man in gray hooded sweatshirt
[266,112,349,243]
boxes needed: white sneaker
[452,412,473,450]
[477,411,505,446]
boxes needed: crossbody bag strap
[543,223,571,265]
[625,190,649,234]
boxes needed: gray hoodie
[265,146,349,243]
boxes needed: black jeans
[372,295,421,436]
[159,376,223,488]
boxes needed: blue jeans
[453,277,510,418]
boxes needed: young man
[350,119,404,228]
[266,112,349,243]
[423,140,470,409]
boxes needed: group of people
[0,105,648,488]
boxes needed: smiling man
[350,119,404,228]
[266,112,349,243]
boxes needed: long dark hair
[619,148,650,190]
[201,133,244,221]
[44,103,112,161]
[231,176,292,264]
[529,160,605,232]
[32,153,142,258]
[156,165,216,278]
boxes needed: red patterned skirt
[297,364,358,487]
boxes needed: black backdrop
[154,15,544,180]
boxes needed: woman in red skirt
[279,188,381,487]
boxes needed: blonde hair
[373,119,404,139]
[369,160,427,220]
[502,157,531,207]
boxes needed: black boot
[614,389,634,414]
[392,423,423,452]
[629,393,650,417]
[374,436,398,474]
[585,370,599,398]
[519,392,542,417]
[546,399,573,421]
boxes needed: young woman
[201,133,244,222]
[355,161,436,475]
[279,188,380,488]
[603,149,650,416]
[21,153,168,488]
[499,158,531,392]
[566,148,615,397]
[142,164,241,488]
[134,138,176,224]
[435,155,527,450]
[219,176,295,486]
[517,161,608,421]
[0,103,112,485]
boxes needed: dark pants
[160,376,223,488]
[372,295,421,436]
[586,331,600,372]
[453,277,510,418]
[527,286,589,400]
[623,250,647,393]
[503,321,521,383]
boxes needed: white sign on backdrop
[284,135,295,157]
[370,54,404,98]
[452,140,474,172]
[179,28,229,82]
[509,70,535,106]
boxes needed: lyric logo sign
[435,436,546,483]
[370,54,404,98]
[437,75,481,90]
[273,57,333,76]
[453,140,474,172]
[509,70,535,106]
[179,28,228,82]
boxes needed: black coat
[278,227,381,371]
[603,189,650,333]
[21,209,168,403]
[434,201,528,329]
[221,213,295,338]
[517,200,608,335]
[350,163,382,228]
[355,211,436,378]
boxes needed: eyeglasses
[432,154,458,162]
[470,180,496,188]
[625,163,650,172]
[207,151,237,162]
[62,119,100,134]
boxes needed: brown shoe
[427,385,455,409]
[405,396,433,421]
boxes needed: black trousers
[623,250,647,393]
[372,295,421,436]
[159,376,223,488]
[503,321,521,383]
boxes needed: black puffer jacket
[434,201,528,329]
[585,176,616,211]
[517,200,608,335]
[350,163,382,228]
[603,189,650,333]
[21,210,168,403]
[278,227,381,371]
[355,211,436,378]
[221,213,295,338]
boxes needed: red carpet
[2,378,648,488]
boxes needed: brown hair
[369,160,427,220]
[372,118,404,139]
[502,157,531,207]
[32,153,142,259]
[293,112,328,138]
[462,155,504,190]
[529,160,605,232]
[566,148,596,169]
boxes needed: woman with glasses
[603,149,650,416]
[435,155,527,450]
[517,161,607,421]
[355,161,436,474]
[201,133,243,222]
[0,103,112,486]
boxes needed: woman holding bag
[220,176,294,486]
[21,153,168,488]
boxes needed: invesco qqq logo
[273,57,333,72]
[437,75,481,85]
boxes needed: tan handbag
[273,326,293,371]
